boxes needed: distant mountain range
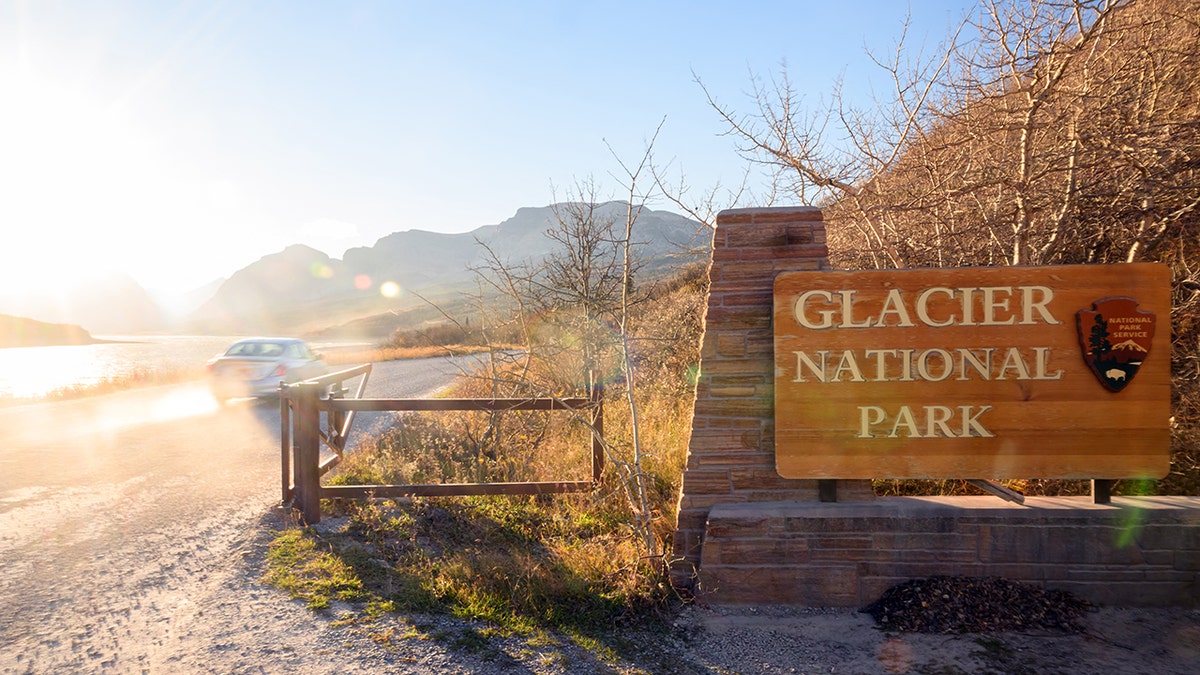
[0,203,705,339]
[187,201,708,337]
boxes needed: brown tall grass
[268,267,706,639]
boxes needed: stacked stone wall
[697,497,1200,607]
[671,207,873,588]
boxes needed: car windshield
[225,341,287,357]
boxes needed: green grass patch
[265,495,676,661]
[265,529,370,610]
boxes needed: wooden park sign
[773,263,1171,479]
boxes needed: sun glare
[0,344,104,399]
[0,68,168,295]
[73,384,219,437]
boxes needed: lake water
[0,335,368,400]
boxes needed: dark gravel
[860,576,1091,634]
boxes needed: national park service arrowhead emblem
[1076,297,1155,393]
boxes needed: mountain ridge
[3,203,705,336]
[189,201,706,336]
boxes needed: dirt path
[0,385,284,671]
[0,367,501,673]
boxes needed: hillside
[0,314,99,348]
[822,0,1199,274]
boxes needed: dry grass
[0,367,205,407]
[268,285,700,647]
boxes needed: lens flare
[79,383,219,436]
[1115,505,1149,548]
[525,311,627,389]
[876,637,913,673]
[310,262,334,279]
[354,274,372,290]
[380,281,401,298]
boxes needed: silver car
[206,338,328,402]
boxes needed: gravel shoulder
[12,496,1191,675]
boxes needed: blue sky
[1,1,972,300]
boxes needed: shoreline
[0,343,496,407]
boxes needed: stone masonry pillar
[671,206,874,588]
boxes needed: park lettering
[790,284,1065,440]
[792,285,1058,330]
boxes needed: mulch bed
[860,576,1091,634]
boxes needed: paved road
[0,355,480,673]
[335,353,492,444]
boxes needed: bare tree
[459,167,671,561]
[699,0,1192,271]
[697,13,967,268]
[606,127,664,561]
[542,185,631,395]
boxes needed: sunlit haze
[1,1,971,307]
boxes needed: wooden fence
[280,364,604,524]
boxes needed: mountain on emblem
[1076,297,1155,392]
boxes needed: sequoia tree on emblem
[1076,297,1156,392]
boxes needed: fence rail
[281,364,603,524]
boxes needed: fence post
[591,384,604,484]
[280,384,292,503]
[293,381,323,524]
